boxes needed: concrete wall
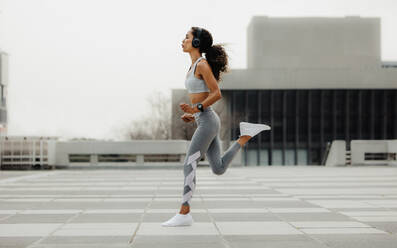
[52,140,242,167]
[325,140,346,166]
[247,16,380,69]
[220,67,397,90]
[222,16,397,90]
[54,140,188,166]
[388,140,397,166]
[351,140,397,165]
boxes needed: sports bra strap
[192,57,204,74]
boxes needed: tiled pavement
[0,166,397,247]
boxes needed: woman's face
[181,30,194,52]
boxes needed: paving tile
[216,221,303,235]
[70,213,143,223]
[0,167,397,246]
[210,213,280,221]
[301,228,386,234]
[274,213,352,221]
[277,188,397,195]
[203,197,252,201]
[208,208,269,213]
[131,235,226,248]
[53,198,105,202]
[84,209,144,214]
[52,223,138,236]
[203,201,267,208]
[0,210,19,214]
[307,234,397,248]
[351,216,397,222]
[269,208,330,213]
[0,237,40,248]
[289,221,371,228]
[364,222,397,233]
[306,200,379,208]
[252,197,301,201]
[0,214,12,220]
[38,236,131,245]
[138,222,218,235]
[224,235,328,248]
[251,201,319,208]
[0,203,41,210]
[338,211,397,216]
[2,198,54,202]
[20,209,83,214]
[0,224,63,237]
[0,214,74,224]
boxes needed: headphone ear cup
[192,38,200,48]
[192,28,202,48]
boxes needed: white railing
[0,136,56,169]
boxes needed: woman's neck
[189,53,202,64]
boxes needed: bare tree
[125,90,172,140]
[117,90,242,142]
[172,93,197,140]
[112,89,197,141]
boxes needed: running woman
[162,27,271,227]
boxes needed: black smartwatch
[197,103,204,112]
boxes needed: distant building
[171,16,397,166]
[0,51,8,137]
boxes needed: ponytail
[204,43,229,82]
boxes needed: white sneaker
[161,213,194,227]
[239,122,271,138]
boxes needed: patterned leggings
[182,105,241,206]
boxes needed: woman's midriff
[189,92,209,105]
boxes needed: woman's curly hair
[191,27,230,82]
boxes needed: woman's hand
[179,103,195,114]
[181,113,195,123]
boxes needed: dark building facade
[223,89,397,166]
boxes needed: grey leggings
[182,104,242,206]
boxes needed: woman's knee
[211,166,225,176]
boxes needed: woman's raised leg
[206,134,242,175]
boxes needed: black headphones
[192,27,203,48]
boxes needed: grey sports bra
[184,57,210,93]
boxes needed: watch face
[198,104,204,111]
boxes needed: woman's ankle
[179,205,190,214]
[179,210,190,214]
[237,136,251,147]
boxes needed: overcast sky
[0,0,396,140]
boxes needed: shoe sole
[162,222,193,227]
[162,224,192,227]
[240,122,271,133]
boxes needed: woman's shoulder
[196,57,210,69]
[196,57,209,67]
